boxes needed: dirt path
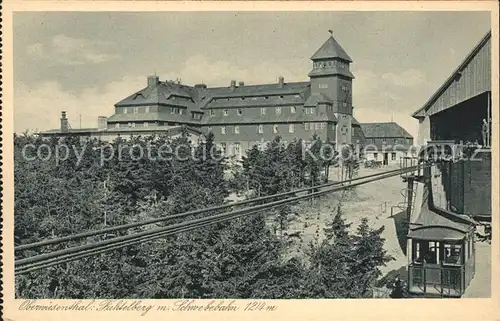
[284,165,410,275]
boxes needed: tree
[347,218,394,297]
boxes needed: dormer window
[133,107,138,114]
[123,108,128,114]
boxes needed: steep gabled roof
[204,81,310,99]
[115,81,195,107]
[311,36,352,62]
[412,30,491,119]
[360,122,413,138]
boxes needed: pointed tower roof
[311,35,352,62]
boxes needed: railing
[400,157,422,178]
[408,263,464,297]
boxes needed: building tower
[308,31,355,147]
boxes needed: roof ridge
[412,30,491,119]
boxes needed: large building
[360,122,414,165]
[41,33,366,157]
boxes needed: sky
[13,11,491,138]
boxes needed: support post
[406,177,415,222]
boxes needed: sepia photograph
[2,3,499,319]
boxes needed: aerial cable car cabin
[402,30,492,297]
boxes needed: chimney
[147,75,159,87]
[60,111,69,133]
[97,116,108,131]
[238,81,245,87]
[278,76,284,88]
[194,83,207,89]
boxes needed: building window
[237,109,243,116]
[276,107,282,115]
[305,108,310,115]
[373,153,378,160]
[321,123,325,129]
[291,106,296,114]
[115,123,120,128]
[221,126,226,135]
[208,126,213,132]
[223,109,229,116]
[133,107,138,114]
[391,152,396,161]
[444,243,462,265]
[234,143,241,156]
[234,126,240,134]
[145,106,150,113]
[258,124,263,134]
[261,107,266,115]
[289,124,295,133]
[319,84,328,89]
[128,122,132,127]
[342,102,347,107]
[179,108,183,115]
[273,125,278,134]
[305,123,309,131]
[311,107,316,114]
[220,143,227,153]
[210,110,215,116]
[123,108,128,114]
[144,122,149,128]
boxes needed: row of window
[121,106,187,115]
[219,142,241,155]
[372,152,398,161]
[122,106,150,114]
[121,103,350,118]
[212,106,299,117]
[318,84,349,92]
[214,122,330,135]
[413,241,466,265]
[313,60,349,69]
[213,94,301,102]
[210,103,351,117]
[114,122,151,128]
